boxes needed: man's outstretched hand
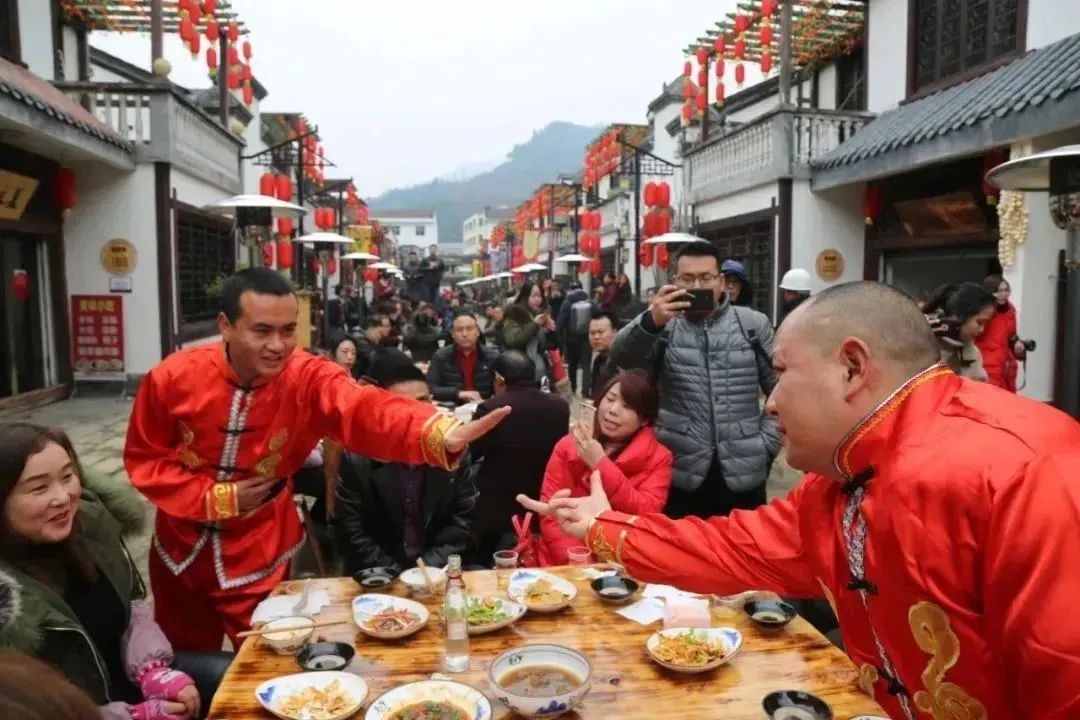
[445,406,511,454]
[517,469,612,540]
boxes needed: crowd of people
[0,238,1073,720]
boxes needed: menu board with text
[71,295,125,378]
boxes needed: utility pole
[779,0,794,107]
[150,0,163,74]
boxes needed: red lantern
[658,210,672,235]
[206,47,218,71]
[696,47,708,66]
[639,244,655,268]
[682,103,693,123]
[683,79,694,100]
[326,209,336,229]
[760,23,774,47]
[590,257,602,276]
[761,54,773,74]
[276,237,293,269]
[259,172,275,196]
[227,22,239,42]
[715,57,725,77]
[761,0,775,16]
[863,184,883,225]
[697,69,708,87]
[735,62,746,86]
[179,18,194,42]
[242,63,252,81]
[261,242,274,268]
[205,19,219,42]
[657,244,670,270]
[695,89,707,112]
[327,256,338,275]
[203,0,218,14]
[734,14,749,34]
[227,71,240,90]
[716,81,726,104]
[242,83,253,106]
[276,174,292,201]
[656,182,671,209]
[714,36,726,55]
[310,257,322,275]
[242,41,252,60]
[277,216,293,236]
[982,151,1008,205]
[54,167,76,212]
[734,38,746,59]
[227,46,239,66]
[188,32,200,57]
[643,182,658,207]
[683,60,692,78]
[10,270,29,301]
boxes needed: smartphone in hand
[579,400,597,438]
[686,288,717,313]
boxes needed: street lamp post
[986,145,1080,417]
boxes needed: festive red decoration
[863,183,883,225]
[227,22,239,42]
[364,267,378,283]
[695,89,707,112]
[261,242,274,268]
[242,63,252,81]
[734,38,746,59]
[188,32,200,57]
[639,244,655,268]
[734,14,749,34]
[761,0,775,16]
[982,151,1009,205]
[683,60,692,77]
[10,270,29,301]
[54,167,76,212]
[760,53,773,74]
[242,83,253,106]
[715,57,724,77]
[227,46,239,66]
[276,237,293,269]
[735,62,746,85]
[590,257,602,276]
[179,18,194,42]
[716,81,726,104]
[696,47,708,66]
[259,172,275,196]
[310,256,322,275]
[203,0,218,15]
[644,182,658,207]
[242,41,252,60]
[205,19,219,42]
[327,256,338,275]
[276,174,292,201]
[206,47,218,71]
[760,24,773,46]
[714,36,726,55]
[658,210,672,235]
[697,68,707,87]
[227,71,240,89]
[656,182,671,209]
[657,244,670,270]
[682,103,693,123]
[277,216,293,236]
[683,79,694,100]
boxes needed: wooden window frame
[0,0,22,65]
[174,203,235,342]
[906,0,1028,100]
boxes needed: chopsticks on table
[416,558,436,595]
[237,619,350,638]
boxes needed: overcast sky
[93,0,737,197]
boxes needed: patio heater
[341,250,380,306]
[296,232,353,347]
[985,145,1080,418]
[204,194,306,268]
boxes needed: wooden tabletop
[208,568,886,719]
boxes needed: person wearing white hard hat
[778,268,812,325]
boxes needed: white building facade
[374,210,438,260]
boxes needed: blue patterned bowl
[364,679,491,720]
[489,644,592,718]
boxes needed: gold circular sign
[100,239,138,276]
[815,248,845,282]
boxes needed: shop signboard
[71,295,125,380]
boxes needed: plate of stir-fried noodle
[256,672,369,720]
[645,627,743,674]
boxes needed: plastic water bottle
[443,554,470,672]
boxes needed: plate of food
[256,671,368,720]
[462,596,526,635]
[507,570,577,613]
[365,679,491,720]
[352,594,429,639]
[645,627,742,674]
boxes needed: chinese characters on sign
[71,295,125,376]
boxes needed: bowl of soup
[364,679,491,720]
[762,690,834,720]
[489,644,592,718]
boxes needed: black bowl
[744,599,797,629]
[590,575,640,604]
[296,641,356,672]
[762,690,834,720]
[354,566,397,589]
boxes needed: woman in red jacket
[537,369,673,566]
[976,275,1026,392]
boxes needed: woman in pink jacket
[537,370,673,566]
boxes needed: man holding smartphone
[610,241,780,518]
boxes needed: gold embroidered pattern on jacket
[858,663,879,697]
[818,577,838,619]
[908,601,987,720]
[205,482,238,521]
[587,521,617,563]
[268,428,288,452]
[177,422,203,469]
[421,413,463,469]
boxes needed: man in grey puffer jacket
[611,241,781,518]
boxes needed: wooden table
[208,568,886,719]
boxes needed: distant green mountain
[367,121,603,246]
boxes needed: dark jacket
[590,352,616,401]
[557,289,590,338]
[469,386,569,537]
[333,453,478,576]
[403,315,442,362]
[426,345,498,403]
[351,333,380,379]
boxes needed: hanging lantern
[863,184,883,225]
[227,22,239,42]
[259,172,276,196]
[760,23,774,47]
[696,46,708,66]
[735,62,746,86]
[310,256,322,275]
[982,151,1009,205]
[276,174,292,201]
[327,256,338,275]
[54,167,76,213]
[205,19,219,42]
[683,60,692,78]
[242,40,252,60]
[639,244,655,268]
[734,14,749,34]
[682,102,693,123]
[715,57,725,77]
[10,270,29,301]
[697,68,708,87]
[714,35,726,55]
[695,89,707,113]
[242,83,253,106]
[656,182,671,209]
[205,47,218,71]
[261,242,274,268]
[276,237,293,269]
[734,37,746,59]
[716,81,726,105]
[760,53,773,75]
[277,216,293,236]
[326,209,336,229]
[643,182,658,207]
[590,257,602,276]
[227,71,240,90]
[683,79,694,100]
[203,0,218,14]
[761,0,775,16]
[179,18,194,42]
[188,32,200,58]
[658,210,672,235]
[657,244,670,270]
[227,46,239,66]
[242,63,252,81]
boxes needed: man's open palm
[517,469,612,539]
[445,406,511,454]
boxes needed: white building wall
[240,100,266,197]
[61,25,80,80]
[791,180,865,292]
[867,0,909,112]
[63,163,161,375]
[171,166,232,208]
[17,0,54,79]
[817,64,838,110]
[1026,0,1080,49]
[694,182,778,225]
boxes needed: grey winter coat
[610,298,781,493]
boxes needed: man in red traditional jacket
[521,281,1080,720]
[125,269,508,651]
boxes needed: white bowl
[645,626,743,674]
[464,596,526,635]
[260,616,315,655]
[399,566,447,598]
[507,569,578,613]
[365,679,491,720]
[352,594,429,639]
[489,644,592,718]
[256,671,368,720]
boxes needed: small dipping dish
[260,616,315,655]
[354,566,397,589]
[295,641,356,672]
[745,599,797,629]
[590,576,640,604]
[762,690,834,720]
